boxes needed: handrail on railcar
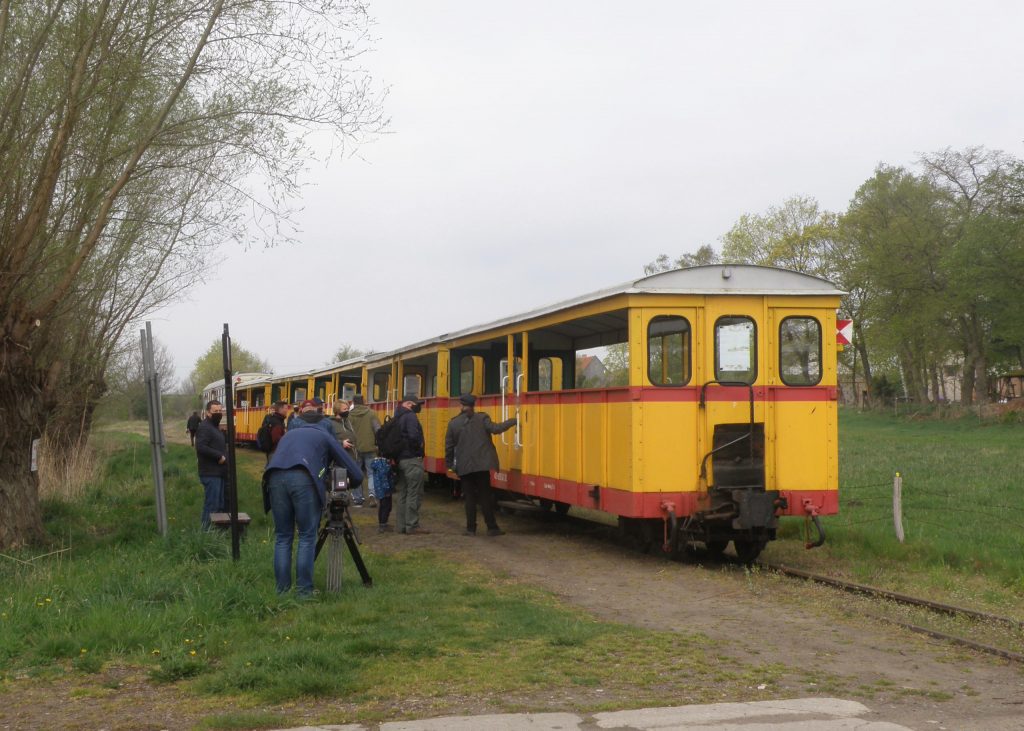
[697,380,755,487]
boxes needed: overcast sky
[154,0,1024,384]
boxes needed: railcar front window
[779,317,822,386]
[459,356,475,395]
[648,316,691,386]
[715,316,757,384]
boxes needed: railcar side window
[648,316,691,386]
[715,316,757,384]
[459,356,476,395]
[779,317,822,386]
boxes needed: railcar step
[496,500,545,513]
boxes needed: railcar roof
[362,265,844,366]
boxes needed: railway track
[495,499,1024,664]
[756,562,1024,664]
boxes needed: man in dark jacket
[195,400,228,529]
[186,411,201,447]
[290,398,336,436]
[263,418,362,595]
[261,401,288,463]
[445,394,517,536]
[393,394,429,535]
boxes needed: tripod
[314,497,373,591]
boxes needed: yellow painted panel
[605,402,632,489]
[637,402,700,492]
[580,403,605,485]
[559,401,581,483]
[773,401,836,490]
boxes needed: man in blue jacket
[263,399,363,595]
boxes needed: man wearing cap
[393,394,429,535]
[444,394,517,536]
[290,398,338,437]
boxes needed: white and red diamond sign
[836,319,853,345]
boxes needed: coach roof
[360,265,843,367]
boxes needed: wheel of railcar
[732,538,767,564]
[538,498,554,511]
[553,501,570,516]
[705,539,728,558]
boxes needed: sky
[153,0,1024,385]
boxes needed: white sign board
[31,438,40,472]
[718,323,752,372]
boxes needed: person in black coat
[444,394,516,536]
[195,400,228,529]
[186,411,201,447]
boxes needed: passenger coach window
[779,317,822,386]
[715,316,757,384]
[459,356,475,395]
[648,316,691,386]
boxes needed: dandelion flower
[80,648,88,654]
[189,650,197,657]
[44,598,52,603]
[151,649,161,656]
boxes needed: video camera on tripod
[314,467,373,591]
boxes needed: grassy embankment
[769,408,1024,613]
[1,430,788,729]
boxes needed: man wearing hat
[393,394,430,534]
[290,398,336,436]
[444,394,517,536]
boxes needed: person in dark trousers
[348,394,381,509]
[328,399,361,504]
[263,401,288,463]
[445,394,517,536]
[195,400,228,529]
[263,418,363,596]
[186,411,201,447]
[393,394,429,535]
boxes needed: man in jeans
[393,394,429,535]
[444,394,517,536]
[195,400,227,529]
[263,417,362,595]
[348,395,381,508]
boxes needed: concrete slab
[593,698,871,727]
[270,698,914,731]
[380,712,581,731]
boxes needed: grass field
[770,407,1024,612]
[0,431,786,727]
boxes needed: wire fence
[831,473,1024,542]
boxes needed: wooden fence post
[893,471,905,543]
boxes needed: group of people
[189,390,517,596]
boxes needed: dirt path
[358,489,1024,731]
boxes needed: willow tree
[0,0,384,549]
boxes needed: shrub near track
[770,408,1024,611]
[0,431,787,713]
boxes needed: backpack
[374,415,406,460]
[370,457,394,499]
[255,415,274,453]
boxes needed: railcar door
[637,306,700,498]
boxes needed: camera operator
[263,399,363,596]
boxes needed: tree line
[647,147,1024,407]
[0,0,384,550]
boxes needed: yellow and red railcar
[210,265,842,560]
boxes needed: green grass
[771,408,1024,605]
[0,431,783,717]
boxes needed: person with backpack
[348,395,381,509]
[256,401,288,462]
[186,411,201,447]
[385,394,429,535]
[445,394,517,536]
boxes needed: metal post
[222,324,241,561]
[892,471,904,544]
[141,324,168,536]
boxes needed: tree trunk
[853,323,872,391]
[974,352,990,405]
[0,377,46,549]
[961,351,976,407]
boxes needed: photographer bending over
[263,400,363,596]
